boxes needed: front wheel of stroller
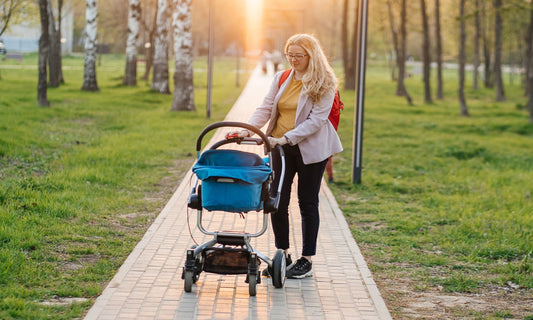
[248,272,257,296]
[271,249,286,288]
[184,271,194,292]
[248,253,258,296]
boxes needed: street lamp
[206,0,215,118]
[352,0,369,184]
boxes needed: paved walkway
[84,67,392,320]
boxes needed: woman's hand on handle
[225,130,251,139]
[268,136,288,148]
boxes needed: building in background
[1,5,74,54]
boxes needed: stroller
[182,121,286,296]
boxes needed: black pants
[270,144,328,256]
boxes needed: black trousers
[270,144,328,256]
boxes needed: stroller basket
[203,246,260,274]
[192,149,272,213]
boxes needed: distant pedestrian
[261,50,270,74]
[271,50,283,72]
[229,34,342,278]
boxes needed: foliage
[0,53,252,318]
[0,0,37,37]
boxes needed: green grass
[1,54,532,319]
[330,64,533,318]
[0,53,253,319]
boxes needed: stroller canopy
[192,149,271,185]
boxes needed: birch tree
[81,0,99,91]
[38,0,50,106]
[123,0,141,86]
[151,0,170,93]
[170,0,195,111]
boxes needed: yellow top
[271,78,303,138]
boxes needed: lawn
[0,53,253,319]
[331,63,533,319]
[0,54,531,319]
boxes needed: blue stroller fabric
[192,149,272,212]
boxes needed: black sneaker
[286,257,312,279]
[262,254,293,277]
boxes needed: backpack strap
[278,69,292,88]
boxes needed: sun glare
[245,0,263,56]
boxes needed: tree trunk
[341,0,349,85]
[420,0,432,104]
[458,0,470,116]
[81,0,99,91]
[38,0,50,107]
[48,0,61,88]
[57,0,64,83]
[527,6,533,122]
[529,54,533,123]
[341,0,356,90]
[481,0,492,88]
[525,5,533,97]
[142,5,158,81]
[348,3,358,90]
[151,0,170,94]
[493,0,505,101]
[170,0,195,111]
[397,0,412,104]
[48,0,62,87]
[435,0,443,99]
[473,0,481,90]
[123,0,141,86]
[387,0,399,82]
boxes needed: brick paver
[84,67,392,320]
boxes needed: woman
[234,34,342,278]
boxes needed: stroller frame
[183,121,286,296]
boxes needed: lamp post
[206,0,215,118]
[352,0,369,184]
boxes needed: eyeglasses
[285,53,307,61]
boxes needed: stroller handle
[195,121,271,153]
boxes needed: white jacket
[248,69,343,165]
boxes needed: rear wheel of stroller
[272,249,286,288]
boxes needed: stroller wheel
[271,249,286,288]
[248,272,257,296]
[248,253,258,296]
[183,247,199,292]
[184,271,194,292]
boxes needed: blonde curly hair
[284,34,338,103]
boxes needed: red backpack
[278,69,344,131]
